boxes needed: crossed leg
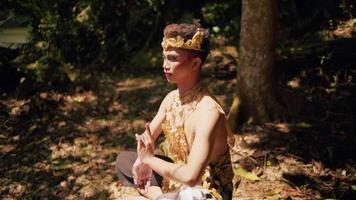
[116,151,171,200]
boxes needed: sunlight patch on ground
[329,18,356,39]
[7,99,30,117]
[0,144,16,153]
[108,183,139,199]
[116,77,157,92]
[2,183,30,200]
[65,91,98,103]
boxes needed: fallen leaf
[234,167,260,181]
[296,122,312,128]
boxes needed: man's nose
[163,60,169,69]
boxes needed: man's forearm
[144,155,199,186]
[148,119,163,142]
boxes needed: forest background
[0,0,355,199]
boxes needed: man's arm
[141,104,220,186]
[132,91,174,192]
[144,91,174,142]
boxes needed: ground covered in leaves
[1,44,355,199]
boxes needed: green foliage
[278,0,354,41]
[1,0,353,88]
[2,0,167,86]
[201,1,241,39]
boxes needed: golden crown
[161,28,204,51]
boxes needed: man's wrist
[142,154,154,165]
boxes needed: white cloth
[156,185,214,200]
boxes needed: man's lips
[164,72,172,76]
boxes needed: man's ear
[192,57,202,71]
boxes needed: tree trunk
[228,0,282,130]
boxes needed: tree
[228,0,283,131]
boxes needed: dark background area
[0,0,355,199]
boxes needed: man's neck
[176,77,200,97]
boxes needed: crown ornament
[161,28,204,51]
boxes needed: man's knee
[116,151,137,168]
[116,151,137,186]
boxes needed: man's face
[162,48,197,84]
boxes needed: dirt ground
[1,49,355,199]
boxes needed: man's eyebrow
[163,51,179,57]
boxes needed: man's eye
[168,56,177,61]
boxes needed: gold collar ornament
[161,28,204,51]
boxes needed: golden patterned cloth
[161,81,234,200]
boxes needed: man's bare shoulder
[198,96,223,114]
[192,96,222,138]
[161,89,176,109]
[195,96,222,122]
[164,90,176,101]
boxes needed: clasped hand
[132,123,154,193]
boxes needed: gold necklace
[166,81,206,132]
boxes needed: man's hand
[136,123,155,163]
[133,123,155,194]
[132,158,152,193]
